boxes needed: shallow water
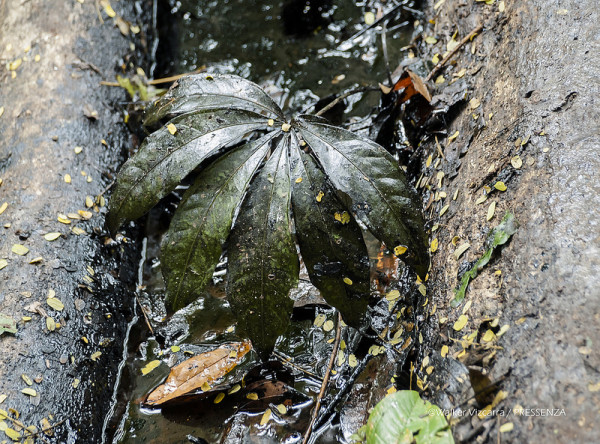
[109,1,419,442]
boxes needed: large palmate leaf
[290,143,370,328]
[107,73,429,358]
[107,108,269,234]
[295,115,429,279]
[161,132,277,311]
[227,137,299,359]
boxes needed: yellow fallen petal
[44,232,61,241]
[441,345,449,357]
[214,393,225,404]
[167,123,177,135]
[394,245,407,256]
[260,409,272,426]
[453,315,468,331]
[0,202,7,215]
[12,244,29,255]
[494,181,507,191]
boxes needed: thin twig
[381,21,394,87]
[425,24,483,82]
[24,419,67,440]
[314,86,378,117]
[302,312,342,444]
[99,67,207,87]
[135,293,154,335]
[273,351,322,381]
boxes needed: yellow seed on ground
[267,119,274,126]
[323,320,334,332]
[64,174,71,184]
[276,404,287,415]
[482,330,496,342]
[0,202,7,215]
[74,146,83,154]
[316,191,324,202]
[228,384,241,395]
[167,123,177,135]
[246,392,258,400]
[343,277,353,285]
[281,123,291,132]
[499,422,513,433]
[364,11,375,25]
[295,177,302,183]
[214,393,225,404]
[85,196,94,208]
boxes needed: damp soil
[106,2,429,443]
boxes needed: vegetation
[107,73,428,356]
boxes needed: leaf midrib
[299,124,417,251]
[171,134,275,305]
[113,116,266,225]
[170,92,284,119]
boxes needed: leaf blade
[107,109,269,234]
[295,116,429,278]
[365,390,454,444]
[289,143,370,328]
[161,132,276,311]
[227,136,299,358]
[144,73,284,126]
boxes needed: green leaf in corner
[295,115,429,279]
[290,144,370,328]
[452,211,518,306]
[107,108,269,234]
[365,390,454,444]
[227,136,299,358]
[161,132,276,311]
[0,313,17,335]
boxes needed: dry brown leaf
[393,70,432,102]
[145,341,251,406]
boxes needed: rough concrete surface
[0,1,148,441]
[418,0,600,442]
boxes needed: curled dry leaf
[393,70,432,102]
[145,341,251,406]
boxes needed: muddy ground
[417,0,600,442]
[0,1,150,441]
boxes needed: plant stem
[314,86,378,117]
[302,312,342,444]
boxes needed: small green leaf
[452,212,518,306]
[365,390,454,444]
[228,136,299,358]
[162,132,276,311]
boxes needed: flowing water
[108,1,421,442]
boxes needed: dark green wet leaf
[144,73,284,127]
[290,144,369,328]
[227,137,299,358]
[365,390,454,444]
[0,313,17,335]
[107,109,269,234]
[294,115,429,278]
[452,212,518,306]
[161,133,277,312]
